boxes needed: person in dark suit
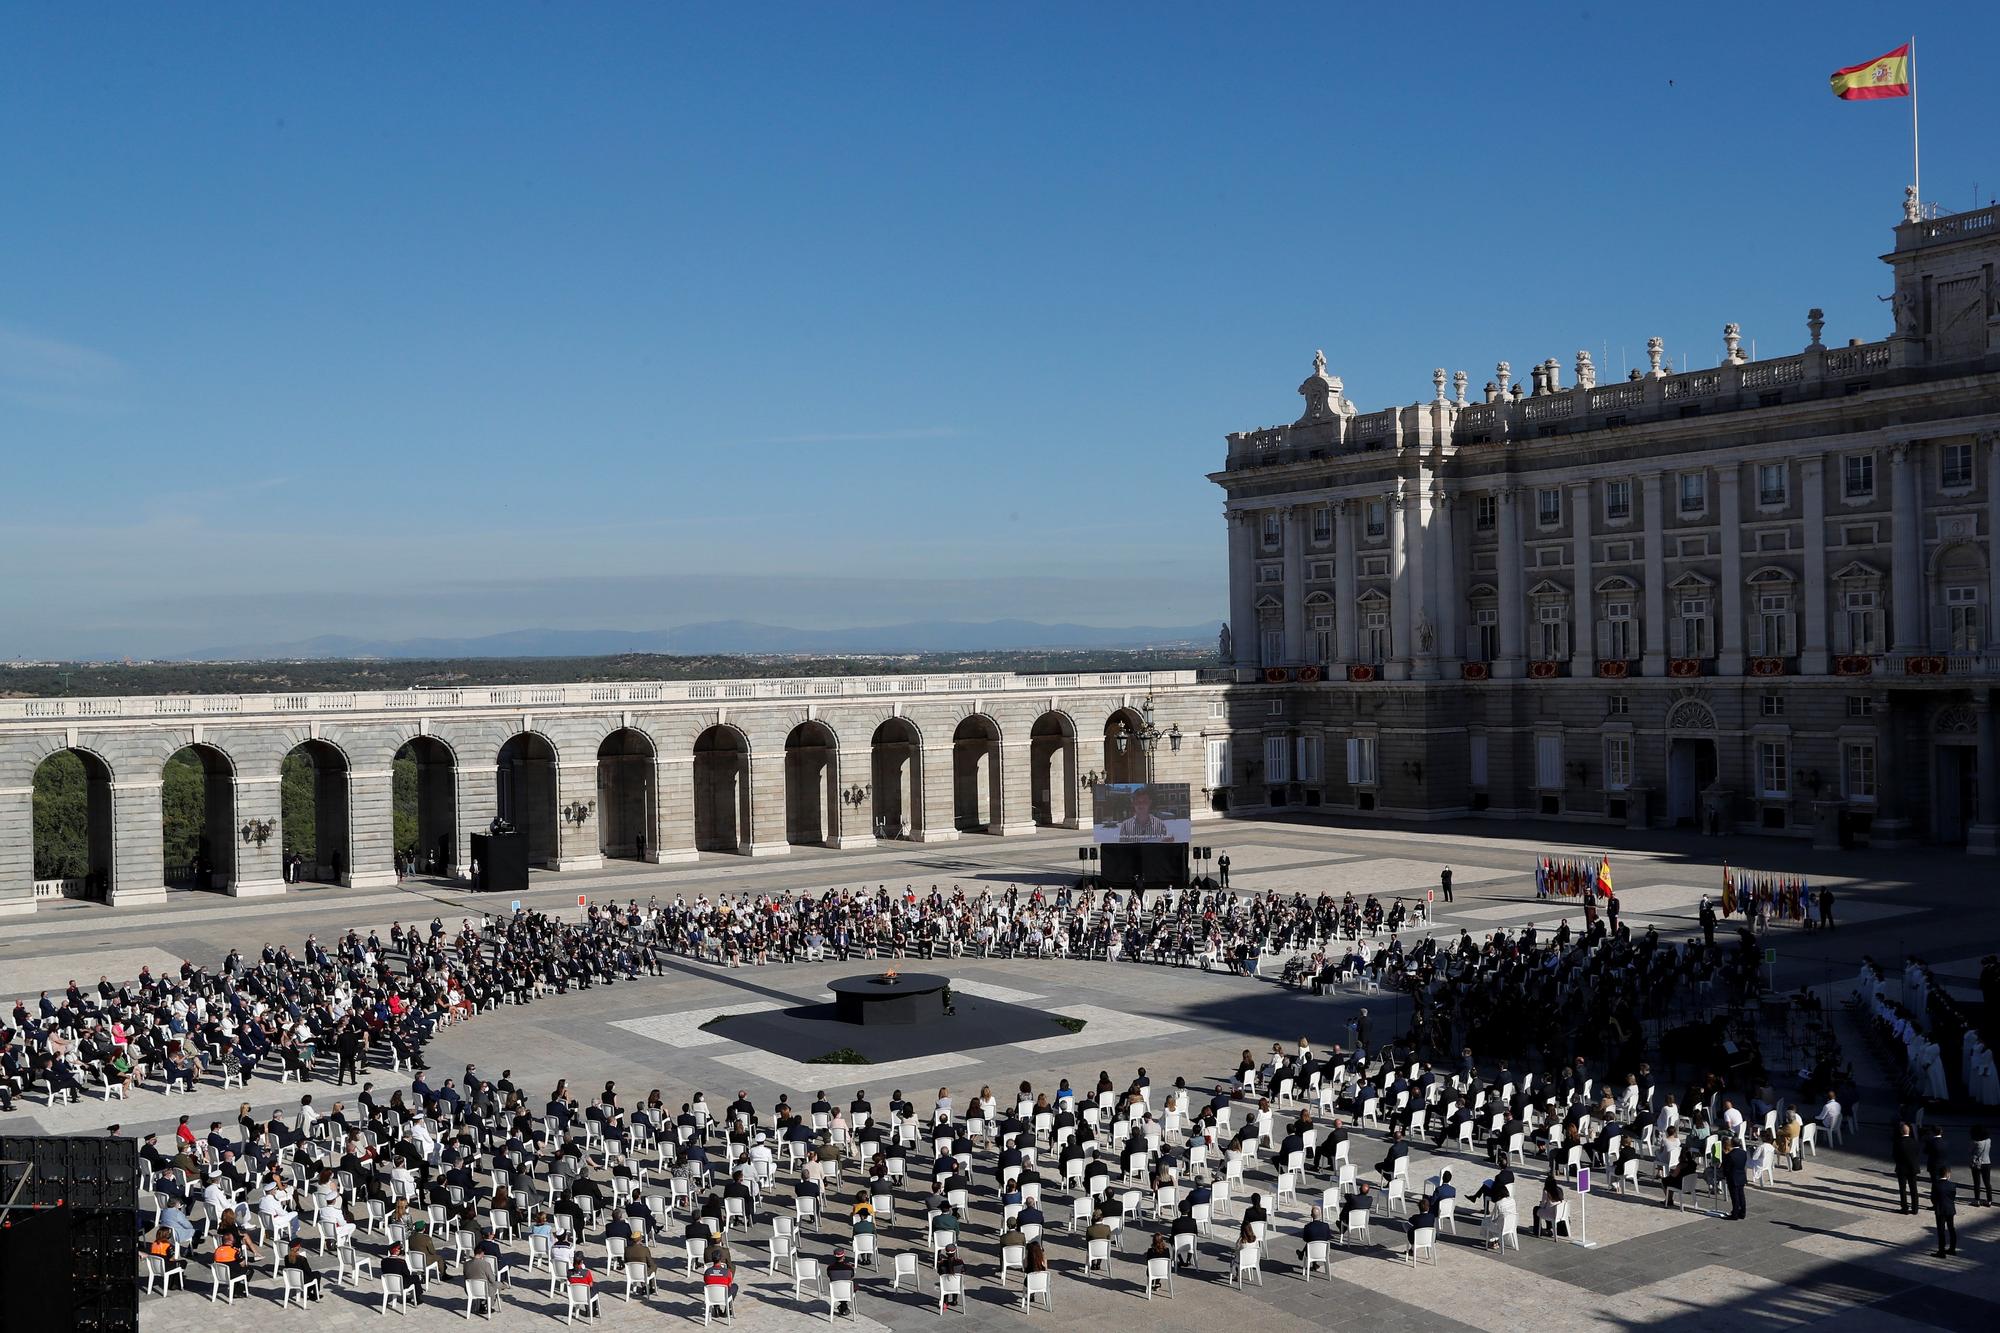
[1722,1138,1749,1220]
[1893,1122,1923,1214]
[1932,1170,1959,1256]
[1439,867,1453,903]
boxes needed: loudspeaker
[0,1138,139,1333]
[470,832,530,894]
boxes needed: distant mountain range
[181,619,1224,661]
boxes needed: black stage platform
[828,972,949,1026]
[701,987,1078,1064]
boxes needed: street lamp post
[1111,695,1182,784]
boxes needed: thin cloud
[721,426,963,448]
[0,323,123,386]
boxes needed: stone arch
[952,713,1002,833]
[596,728,657,862]
[496,731,561,869]
[163,742,236,891]
[394,734,458,876]
[1030,711,1078,828]
[693,724,752,854]
[870,716,922,840]
[283,737,352,885]
[1102,708,1148,785]
[32,746,116,899]
[1665,697,1718,734]
[784,720,840,847]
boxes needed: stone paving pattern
[3,814,1996,1330]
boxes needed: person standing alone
[1892,1122,1923,1214]
[1932,1170,1959,1257]
[1439,867,1453,904]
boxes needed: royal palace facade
[1210,200,2000,854]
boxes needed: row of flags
[1535,854,1613,900]
[1720,863,1811,921]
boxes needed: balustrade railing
[0,668,1200,724]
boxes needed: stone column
[1495,487,1525,677]
[1433,488,1460,664]
[1334,500,1359,668]
[110,777,168,906]
[917,745,959,843]
[1387,493,1412,680]
[1872,696,1911,848]
[1410,484,1438,679]
[555,761,605,871]
[746,751,790,856]
[1569,479,1595,677]
[1228,510,1260,671]
[228,774,285,896]
[654,751,699,862]
[1801,454,1830,674]
[1970,687,2000,856]
[455,760,497,876]
[1641,471,1667,677]
[0,783,31,915]
[345,766,398,888]
[1987,435,2000,651]
[998,738,1036,835]
[1281,505,1307,664]
[1718,464,1745,675]
[1891,442,1925,651]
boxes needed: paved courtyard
[5,813,1997,1331]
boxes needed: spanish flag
[1595,854,1614,899]
[1830,44,1910,100]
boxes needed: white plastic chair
[142,1251,186,1294]
[280,1266,321,1307]
[622,1265,652,1301]
[209,1264,249,1304]
[1144,1255,1173,1298]
[827,1276,856,1320]
[937,1271,964,1314]
[1232,1243,1263,1286]
[1409,1225,1438,1265]
[1021,1269,1053,1311]
[891,1251,923,1291]
[703,1283,732,1325]
[792,1256,822,1301]
[1301,1238,1330,1281]
[1086,1237,1112,1273]
[566,1281,600,1324]
[379,1273,415,1313]
[465,1276,501,1319]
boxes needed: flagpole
[1910,34,1920,208]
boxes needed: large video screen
[1091,782,1192,844]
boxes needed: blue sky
[2,3,1990,658]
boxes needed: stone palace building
[4,201,1997,915]
[1212,199,2000,855]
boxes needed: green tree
[161,750,206,868]
[393,755,418,856]
[31,750,89,879]
[282,751,316,857]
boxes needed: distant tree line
[1,648,1215,700]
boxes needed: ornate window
[1947,586,1982,652]
[1364,501,1387,540]
[1474,495,1496,530]
[1678,471,1707,516]
[1603,736,1632,791]
[1833,561,1885,655]
[1758,741,1789,797]
[1842,452,1875,500]
[1536,488,1562,528]
[1358,590,1390,664]
[1604,479,1632,522]
[1311,506,1332,544]
[1942,442,1974,490]
[1842,741,1876,801]
[1748,568,1797,657]
[1756,462,1789,508]
[1597,577,1639,662]
[1261,511,1282,548]
[1345,736,1377,785]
